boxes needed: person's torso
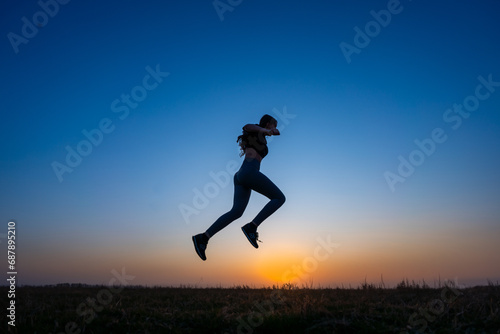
[243,127,268,158]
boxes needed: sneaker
[192,233,208,261]
[241,223,261,249]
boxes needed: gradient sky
[1,0,499,288]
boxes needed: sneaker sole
[241,227,259,249]
[192,236,207,261]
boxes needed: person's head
[259,114,278,130]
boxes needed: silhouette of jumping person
[192,114,286,260]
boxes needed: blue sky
[1,0,499,287]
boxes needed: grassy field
[3,281,500,333]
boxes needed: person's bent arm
[243,124,280,136]
[243,124,272,135]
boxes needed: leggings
[205,158,286,238]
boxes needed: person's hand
[271,128,280,136]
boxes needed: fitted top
[240,125,268,158]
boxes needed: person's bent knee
[277,193,286,206]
